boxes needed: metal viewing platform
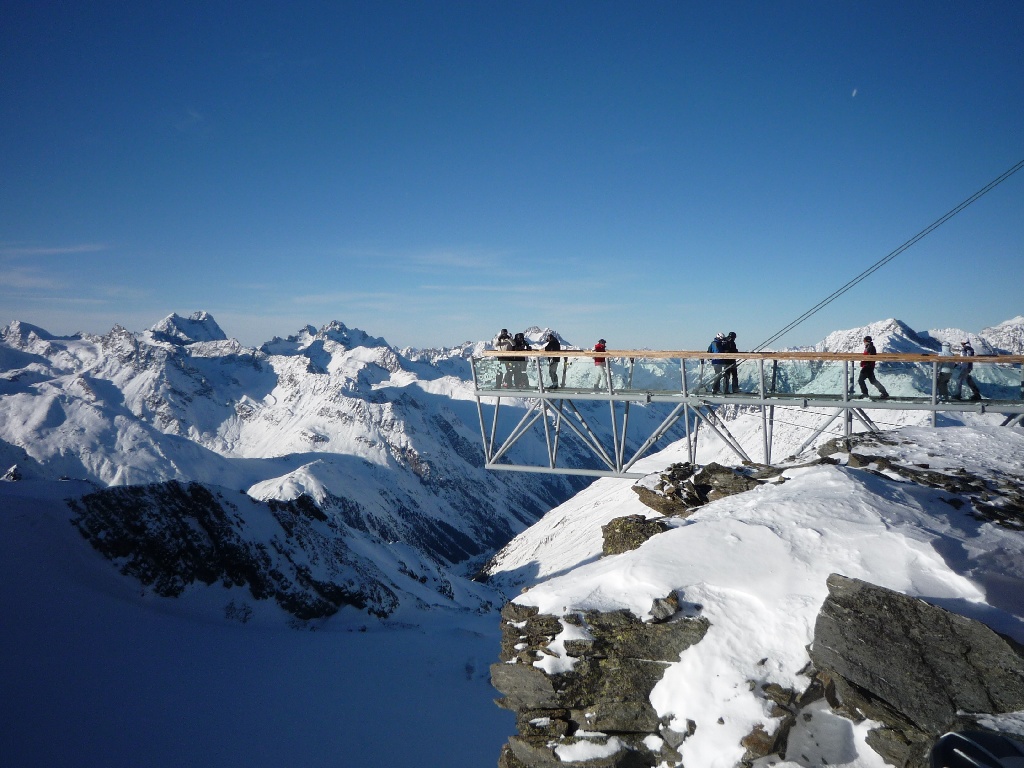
[470,350,1024,479]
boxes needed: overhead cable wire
[753,157,1024,352]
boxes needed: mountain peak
[315,320,389,350]
[1,320,60,347]
[149,312,227,345]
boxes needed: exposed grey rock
[648,591,680,623]
[492,602,709,767]
[601,515,670,556]
[694,462,763,502]
[631,461,767,518]
[630,462,700,516]
[810,573,1024,767]
[491,663,561,710]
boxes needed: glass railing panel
[473,357,1024,401]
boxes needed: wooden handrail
[480,349,1024,364]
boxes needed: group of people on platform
[493,329,986,401]
[935,338,982,401]
[706,331,740,394]
[492,329,603,389]
[494,329,571,389]
[858,335,981,401]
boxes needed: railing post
[759,358,770,464]
[843,361,851,438]
[681,357,694,463]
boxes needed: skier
[856,336,889,399]
[592,339,608,389]
[543,333,561,389]
[954,339,981,401]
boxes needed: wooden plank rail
[482,350,1024,364]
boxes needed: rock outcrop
[600,514,670,556]
[491,600,709,767]
[68,480,403,621]
[810,574,1024,767]
[631,461,776,518]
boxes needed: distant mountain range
[1,312,1021,624]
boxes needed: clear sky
[2,1,1022,351]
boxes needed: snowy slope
[0,476,512,768]
[484,423,1024,767]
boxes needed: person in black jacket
[509,332,531,388]
[857,335,889,399]
[543,333,562,388]
[722,331,739,394]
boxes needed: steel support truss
[471,352,1024,479]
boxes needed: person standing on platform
[936,341,955,401]
[509,332,531,388]
[592,338,608,389]
[494,328,513,388]
[722,331,740,394]
[954,339,982,401]
[544,333,561,389]
[857,335,889,399]
[707,332,728,394]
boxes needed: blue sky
[2,1,1022,351]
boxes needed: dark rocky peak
[149,311,228,346]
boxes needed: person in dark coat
[857,335,889,399]
[509,332,531,388]
[722,331,739,394]
[954,339,982,401]
[543,333,562,388]
[708,332,727,394]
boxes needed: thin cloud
[290,291,399,305]
[419,283,538,294]
[406,248,514,272]
[0,243,108,258]
[0,268,65,291]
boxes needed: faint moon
[852,88,858,98]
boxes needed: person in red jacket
[856,335,889,399]
[592,339,608,389]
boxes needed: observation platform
[470,349,1024,478]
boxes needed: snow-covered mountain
[0,312,689,624]
[0,312,596,621]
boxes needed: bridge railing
[473,350,1024,403]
